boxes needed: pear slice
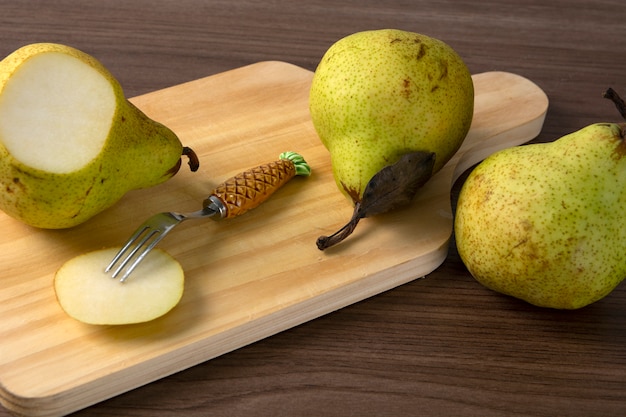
[54,248,184,325]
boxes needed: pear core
[0,51,115,173]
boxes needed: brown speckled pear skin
[455,123,626,309]
[309,29,474,205]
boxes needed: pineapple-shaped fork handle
[204,151,311,219]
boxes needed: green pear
[310,29,474,204]
[0,43,197,229]
[310,29,474,249]
[455,122,626,309]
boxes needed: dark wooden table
[1,1,625,416]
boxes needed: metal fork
[104,151,311,283]
[105,196,226,282]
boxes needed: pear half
[0,43,191,228]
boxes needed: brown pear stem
[183,146,200,172]
[316,202,364,250]
[603,88,626,120]
[316,151,435,251]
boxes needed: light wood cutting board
[0,61,548,417]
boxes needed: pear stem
[183,146,200,172]
[316,151,435,251]
[603,88,626,120]
[316,202,364,250]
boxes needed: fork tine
[109,226,163,282]
[105,211,189,282]
[116,230,164,282]
[105,225,158,278]
[105,225,150,274]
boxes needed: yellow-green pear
[455,121,626,309]
[310,29,474,204]
[0,43,197,229]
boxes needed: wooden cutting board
[0,61,548,417]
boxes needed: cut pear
[55,247,185,325]
[0,43,191,229]
[0,51,115,173]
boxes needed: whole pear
[309,29,474,204]
[455,122,626,309]
[0,43,196,229]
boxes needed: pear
[310,29,474,249]
[0,43,197,229]
[455,99,626,308]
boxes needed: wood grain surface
[0,63,547,417]
[0,1,625,416]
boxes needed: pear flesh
[0,43,191,229]
[455,122,626,309]
[54,247,184,325]
[0,50,115,173]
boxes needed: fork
[105,151,311,282]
